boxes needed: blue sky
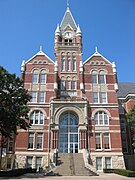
[0,0,135,82]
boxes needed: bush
[103,169,114,173]
[0,168,37,177]
[114,169,135,177]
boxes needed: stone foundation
[90,153,125,171]
[15,153,50,170]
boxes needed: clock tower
[54,6,83,98]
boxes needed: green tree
[126,105,135,148]
[0,66,31,168]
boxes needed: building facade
[2,6,135,172]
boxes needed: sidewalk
[5,173,135,180]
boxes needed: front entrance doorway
[59,112,79,153]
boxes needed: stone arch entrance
[59,111,79,153]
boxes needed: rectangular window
[61,80,65,90]
[31,92,37,103]
[36,157,42,171]
[27,156,33,168]
[32,74,38,84]
[95,133,101,150]
[72,81,77,90]
[66,80,71,90]
[39,92,45,103]
[96,157,102,171]
[99,75,105,84]
[93,92,99,103]
[28,133,34,149]
[104,133,110,149]
[92,75,97,84]
[40,74,46,84]
[105,157,111,169]
[101,92,107,103]
[36,133,43,150]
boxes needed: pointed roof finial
[40,45,42,52]
[67,0,69,8]
[95,46,98,53]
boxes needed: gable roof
[117,82,135,98]
[83,50,112,65]
[60,7,77,31]
[25,48,54,64]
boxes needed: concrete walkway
[4,173,135,180]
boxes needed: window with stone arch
[72,52,76,71]
[72,76,77,90]
[66,77,71,90]
[40,69,47,84]
[61,52,65,71]
[91,70,98,84]
[67,52,71,71]
[32,69,39,84]
[30,110,44,125]
[94,111,109,126]
[99,70,106,84]
[61,76,65,90]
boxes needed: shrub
[103,169,114,173]
[114,169,135,177]
[0,168,36,177]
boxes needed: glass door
[59,112,78,153]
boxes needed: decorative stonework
[50,99,88,126]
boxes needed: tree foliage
[126,105,135,147]
[0,66,31,138]
[126,105,135,131]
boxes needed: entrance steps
[52,153,98,176]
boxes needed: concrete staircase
[53,153,97,176]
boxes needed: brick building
[2,6,135,172]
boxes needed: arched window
[91,70,98,84]
[72,53,76,71]
[94,111,109,125]
[32,69,39,84]
[99,70,106,84]
[67,52,71,71]
[30,110,44,125]
[40,70,46,84]
[61,53,65,71]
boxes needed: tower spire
[67,0,69,8]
